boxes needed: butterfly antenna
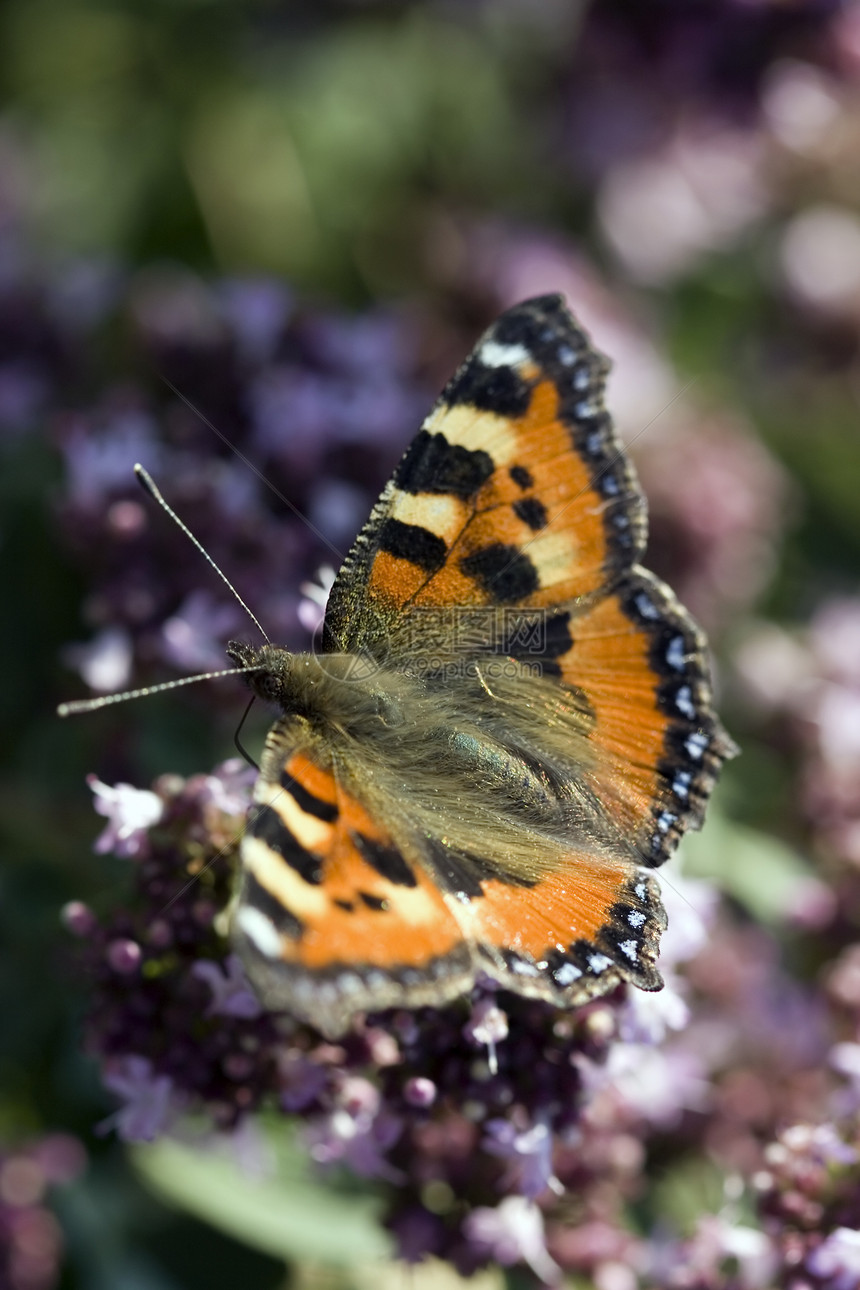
[134,463,270,644]
[57,665,265,717]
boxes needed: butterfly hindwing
[464,864,667,1003]
[234,726,668,1036]
[234,733,476,1034]
[479,571,731,868]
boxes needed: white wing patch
[479,339,531,369]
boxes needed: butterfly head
[226,639,380,729]
[226,640,296,709]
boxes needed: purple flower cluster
[38,266,428,702]
[0,1135,85,1290]
[65,761,628,1277]
[66,762,276,1139]
[560,0,855,285]
[736,596,860,875]
[71,754,860,1286]
[647,1117,860,1288]
[63,761,757,1283]
[757,1122,860,1279]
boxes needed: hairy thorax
[225,639,620,870]
[227,641,423,738]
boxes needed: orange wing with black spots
[322,295,645,654]
[464,863,667,1005]
[234,741,475,1033]
[479,570,729,869]
[233,736,668,1037]
[231,294,733,1035]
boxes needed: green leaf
[132,1127,391,1265]
[646,1156,734,1235]
[681,805,817,925]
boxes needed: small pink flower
[465,1197,561,1284]
[63,625,132,693]
[61,901,98,937]
[298,565,336,635]
[106,938,142,974]
[99,1056,177,1142]
[192,955,263,1019]
[308,1102,404,1183]
[483,1116,560,1200]
[159,590,243,672]
[87,775,163,858]
[806,1227,860,1289]
[403,1077,436,1108]
[195,759,255,818]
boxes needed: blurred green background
[3,1,860,1287]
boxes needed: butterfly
[227,294,733,1038]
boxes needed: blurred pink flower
[191,757,255,818]
[100,1055,179,1142]
[62,625,133,693]
[597,122,768,284]
[762,58,842,154]
[637,413,793,631]
[430,220,677,443]
[159,590,244,672]
[779,205,860,320]
[308,1082,404,1184]
[192,955,263,1020]
[87,775,163,858]
[806,1227,860,1289]
[0,1134,85,1290]
[660,1213,777,1290]
[761,598,860,866]
[465,1196,561,1284]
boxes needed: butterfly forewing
[322,295,646,655]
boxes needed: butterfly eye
[260,673,287,705]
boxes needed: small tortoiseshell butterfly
[226,294,733,1038]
